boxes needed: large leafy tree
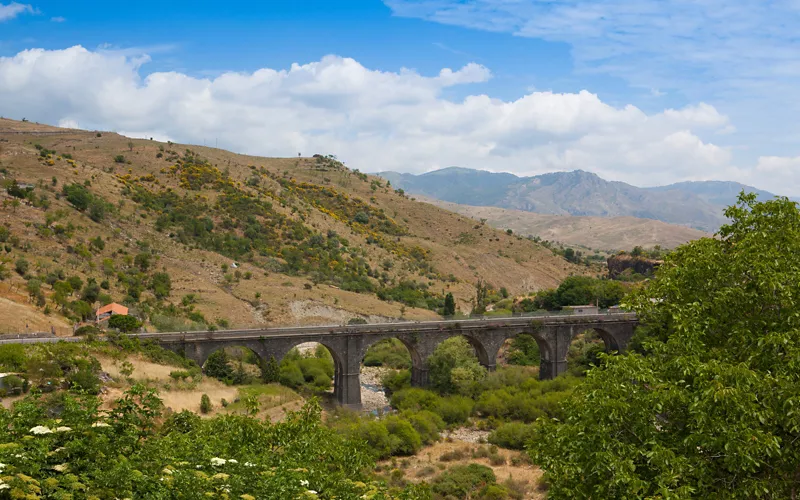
[531,194,800,498]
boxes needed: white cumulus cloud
[0,45,738,188]
[0,2,35,21]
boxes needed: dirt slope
[0,118,581,333]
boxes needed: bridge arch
[275,339,346,401]
[588,327,624,352]
[496,329,552,368]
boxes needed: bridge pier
[336,336,364,409]
[539,359,568,379]
[411,366,429,387]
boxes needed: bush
[391,388,441,413]
[439,448,468,462]
[437,395,474,425]
[382,369,411,395]
[200,393,212,414]
[169,370,191,381]
[0,344,27,371]
[66,366,101,394]
[74,325,102,336]
[14,258,29,276]
[277,348,334,391]
[3,374,26,395]
[363,338,411,369]
[278,363,305,389]
[506,334,540,366]
[384,415,422,456]
[402,410,445,445]
[432,463,497,498]
[108,314,142,332]
[488,422,537,450]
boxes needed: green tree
[427,337,485,395]
[134,252,151,272]
[108,314,142,333]
[443,292,456,317]
[472,280,489,315]
[200,393,212,414]
[14,257,29,276]
[531,193,800,498]
[260,356,280,383]
[149,272,171,299]
[102,258,115,276]
[81,278,100,304]
[204,350,234,382]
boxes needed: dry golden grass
[381,440,546,499]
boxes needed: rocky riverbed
[360,366,392,414]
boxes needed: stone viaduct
[136,313,638,409]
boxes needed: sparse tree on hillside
[443,292,456,317]
[472,280,489,315]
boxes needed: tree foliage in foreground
[0,386,428,498]
[531,193,800,498]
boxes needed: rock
[607,254,661,279]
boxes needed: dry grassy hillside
[428,198,709,252]
[0,119,580,333]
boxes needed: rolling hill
[0,119,581,333]
[380,167,776,231]
[427,198,710,251]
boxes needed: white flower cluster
[29,425,71,435]
[210,457,238,466]
[91,422,111,428]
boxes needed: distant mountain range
[378,168,778,231]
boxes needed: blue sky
[1,0,799,194]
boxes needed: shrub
[200,393,212,414]
[489,452,506,465]
[108,314,142,333]
[402,410,444,445]
[506,334,541,366]
[14,258,29,276]
[66,366,101,394]
[0,344,27,371]
[3,375,26,395]
[363,338,411,369]
[74,325,102,336]
[382,369,411,395]
[488,422,537,450]
[391,388,441,413]
[278,363,305,389]
[384,415,422,456]
[437,395,474,425]
[432,463,497,499]
[169,370,191,381]
[439,448,468,462]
